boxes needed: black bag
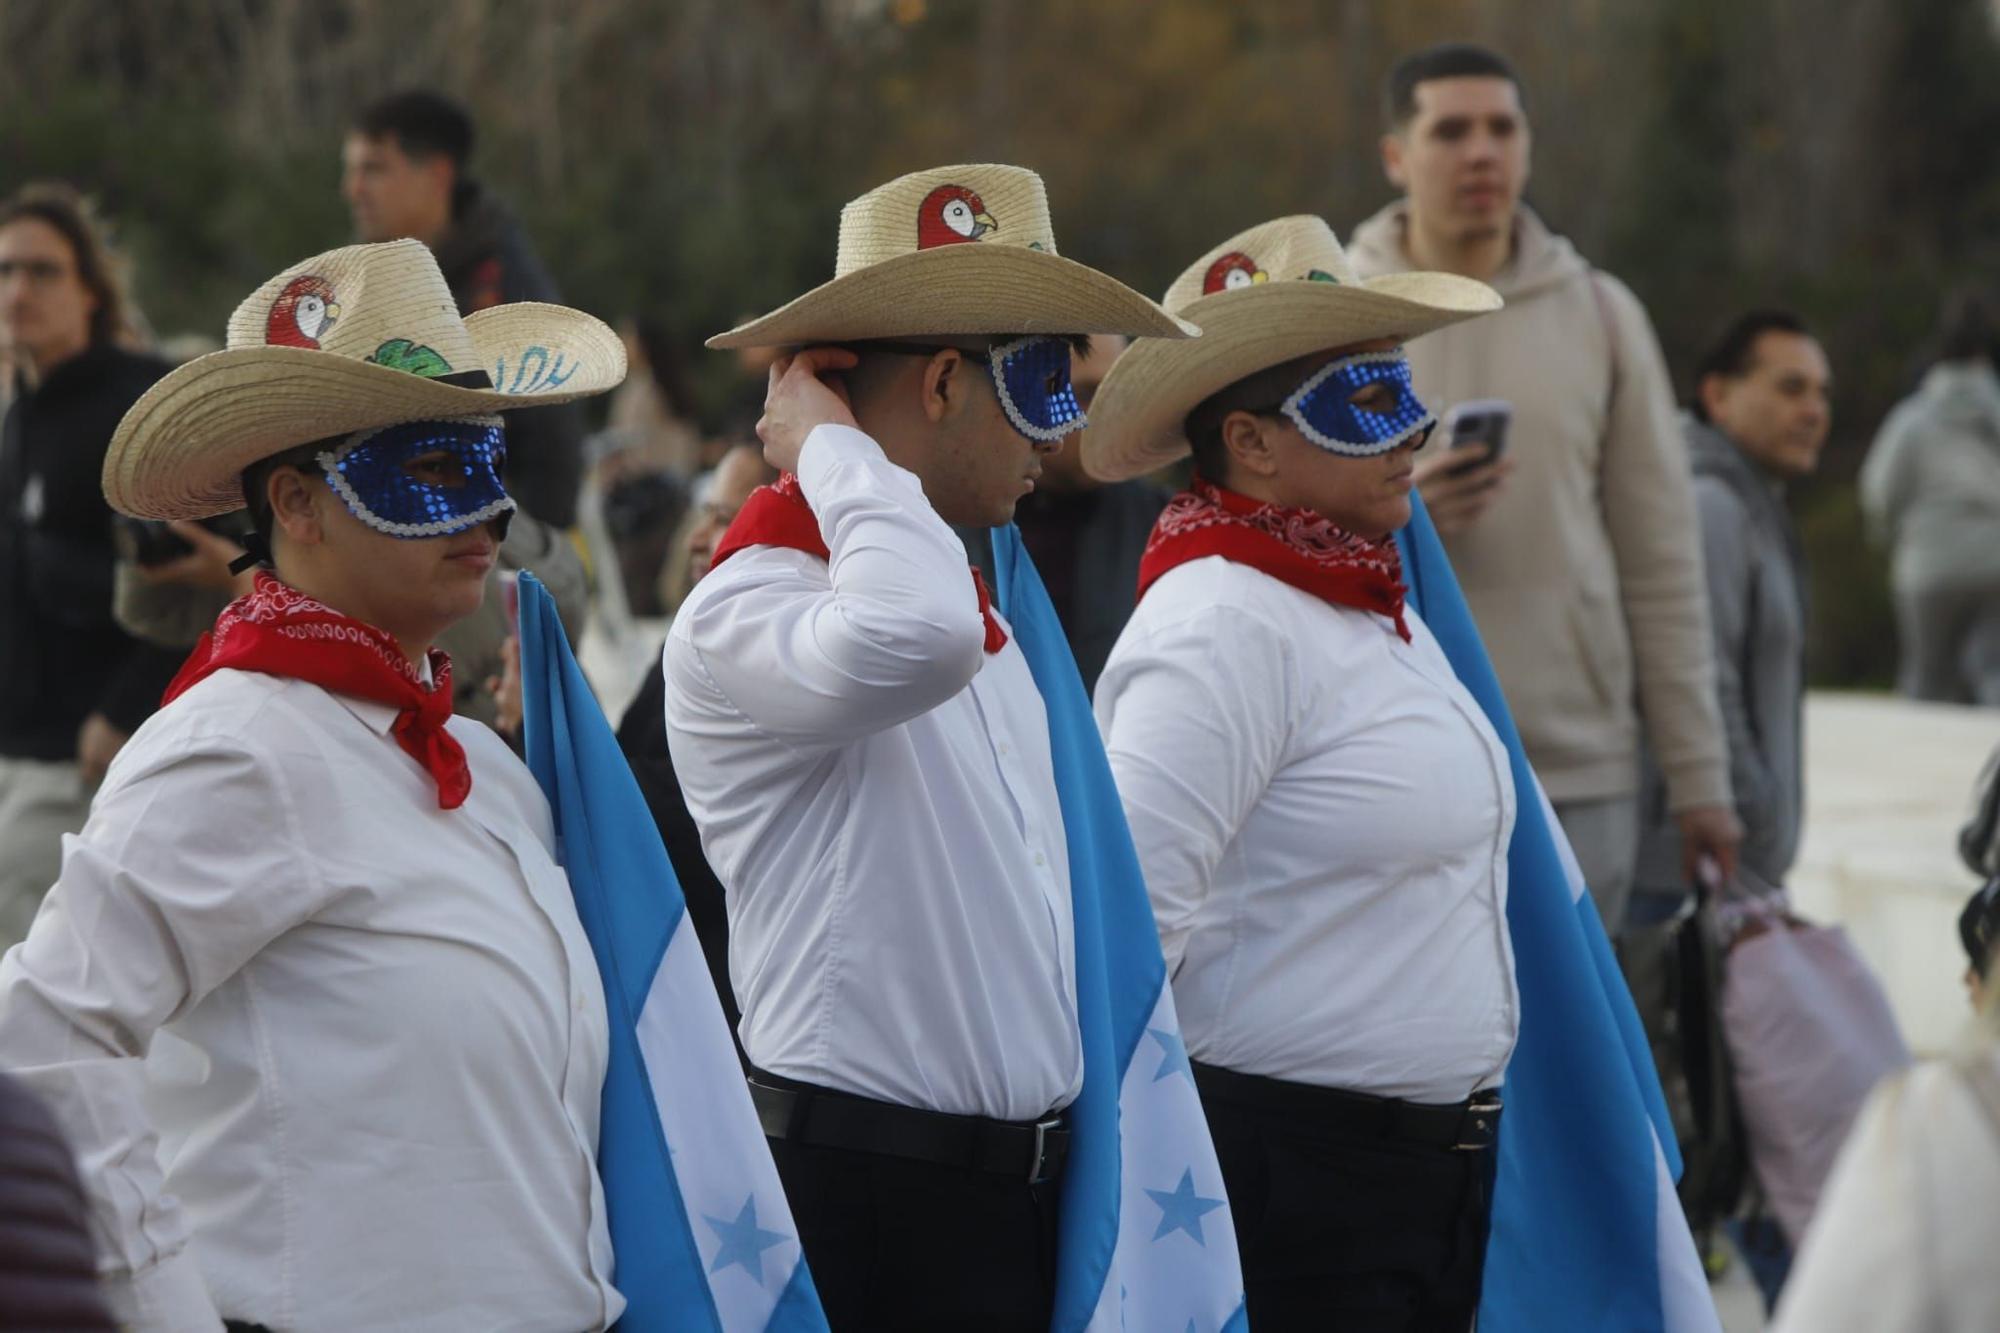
[1615,894,1749,1240]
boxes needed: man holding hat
[0,239,630,1330]
[1088,216,1514,1329]
[663,163,1194,1329]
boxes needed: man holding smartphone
[1348,43,1738,929]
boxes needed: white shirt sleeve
[1095,605,1295,970]
[672,423,987,749]
[0,737,328,1333]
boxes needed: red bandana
[1137,477,1411,642]
[162,573,472,809]
[711,472,1008,653]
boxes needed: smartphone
[498,568,520,635]
[1439,399,1512,473]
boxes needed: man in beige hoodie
[1346,42,1737,928]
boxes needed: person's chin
[1379,495,1414,535]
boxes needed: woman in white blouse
[1084,216,1514,1331]
[0,241,628,1331]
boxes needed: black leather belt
[1192,1061,1502,1152]
[748,1072,1069,1185]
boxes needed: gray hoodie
[1860,361,2000,594]
[1638,417,1806,891]
[1347,202,1729,812]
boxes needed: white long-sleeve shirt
[0,669,621,1333]
[1095,555,1519,1102]
[663,424,1082,1123]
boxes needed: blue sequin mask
[317,416,516,540]
[1279,351,1435,457]
[988,335,1087,443]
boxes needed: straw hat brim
[105,302,627,520]
[1082,273,1501,483]
[707,245,1200,349]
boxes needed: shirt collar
[327,654,437,737]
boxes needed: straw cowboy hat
[104,238,626,520]
[707,163,1198,349]
[1082,215,1501,482]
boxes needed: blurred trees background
[5,0,2000,685]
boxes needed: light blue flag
[1393,500,1720,1332]
[990,527,1248,1333]
[516,573,828,1333]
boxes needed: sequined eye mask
[1279,351,1435,457]
[317,416,515,539]
[988,335,1087,443]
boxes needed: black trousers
[768,1133,1060,1332]
[1200,1077,1498,1332]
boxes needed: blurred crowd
[6,46,2000,1332]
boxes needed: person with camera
[0,183,178,949]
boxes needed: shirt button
[1033,851,1046,867]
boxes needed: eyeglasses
[0,258,71,285]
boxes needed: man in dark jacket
[617,442,777,1044]
[1636,310,1830,901]
[341,89,588,526]
[0,183,177,947]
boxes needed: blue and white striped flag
[516,573,828,1333]
[991,527,1248,1333]
[1393,499,1721,1332]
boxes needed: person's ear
[268,467,326,548]
[1380,131,1408,190]
[1221,410,1282,480]
[921,347,967,425]
[1697,373,1729,424]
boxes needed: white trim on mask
[988,335,1088,444]
[1279,350,1436,458]
[316,415,515,539]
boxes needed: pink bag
[1719,907,1912,1247]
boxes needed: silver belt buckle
[1027,1116,1060,1184]
[1453,1092,1502,1152]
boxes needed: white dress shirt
[663,424,1082,1122]
[1095,555,1519,1103]
[0,668,622,1333]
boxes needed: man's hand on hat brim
[759,347,860,474]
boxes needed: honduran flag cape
[989,525,1249,1333]
[1392,500,1722,1332]
[515,573,829,1333]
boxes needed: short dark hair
[1689,310,1812,421]
[1383,43,1525,130]
[1183,353,1325,483]
[1938,286,1997,365]
[240,441,332,564]
[352,90,475,170]
[0,181,133,347]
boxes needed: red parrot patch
[267,275,340,349]
[917,185,998,249]
[1202,253,1268,295]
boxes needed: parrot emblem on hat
[917,185,998,249]
[1203,253,1269,295]
[267,275,340,349]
